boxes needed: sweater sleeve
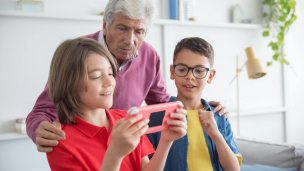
[26,83,59,143]
[145,52,170,105]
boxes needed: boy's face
[170,49,216,100]
[78,53,116,110]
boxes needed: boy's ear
[207,69,216,84]
[170,65,175,80]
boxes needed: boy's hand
[161,109,187,142]
[108,114,149,159]
[198,109,221,140]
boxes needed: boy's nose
[185,69,195,80]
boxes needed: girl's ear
[207,69,216,84]
[170,65,175,80]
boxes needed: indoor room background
[0,0,303,170]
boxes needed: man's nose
[123,31,134,45]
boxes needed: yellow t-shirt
[187,109,213,171]
[187,109,242,171]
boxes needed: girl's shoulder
[107,109,127,121]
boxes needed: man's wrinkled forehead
[112,13,147,31]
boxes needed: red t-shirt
[47,109,155,171]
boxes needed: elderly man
[26,0,228,153]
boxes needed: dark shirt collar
[200,98,212,112]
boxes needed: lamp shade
[245,46,266,79]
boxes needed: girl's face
[78,53,116,110]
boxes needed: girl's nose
[103,75,115,87]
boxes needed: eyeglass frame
[173,64,210,79]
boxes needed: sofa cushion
[240,164,297,171]
[234,136,304,171]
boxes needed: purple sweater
[26,31,170,143]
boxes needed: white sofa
[234,137,304,171]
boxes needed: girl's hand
[198,109,221,140]
[161,108,187,142]
[107,114,150,159]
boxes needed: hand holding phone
[125,101,184,134]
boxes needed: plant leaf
[263,31,270,37]
[273,52,281,61]
[285,60,290,65]
[290,1,296,10]
[279,16,285,22]
[272,44,279,51]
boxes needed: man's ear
[170,65,175,80]
[103,19,107,36]
[207,69,216,84]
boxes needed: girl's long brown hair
[48,37,117,124]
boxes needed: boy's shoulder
[200,99,225,121]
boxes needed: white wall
[285,0,304,145]
[0,139,50,171]
[0,0,303,170]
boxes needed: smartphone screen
[148,110,166,128]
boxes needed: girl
[46,37,187,171]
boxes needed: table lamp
[229,46,266,136]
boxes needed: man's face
[170,49,216,101]
[103,13,147,64]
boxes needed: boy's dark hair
[173,37,214,68]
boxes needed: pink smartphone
[125,101,184,134]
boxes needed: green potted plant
[262,0,297,66]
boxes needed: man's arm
[144,52,170,105]
[26,84,65,152]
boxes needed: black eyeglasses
[173,64,209,79]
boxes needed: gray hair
[104,0,157,33]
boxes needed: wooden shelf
[0,10,263,29]
[229,107,289,117]
[154,19,263,29]
[0,132,28,141]
[0,10,103,21]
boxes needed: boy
[147,37,242,171]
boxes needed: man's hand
[36,121,66,153]
[198,109,221,140]
[208,101,229,118]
